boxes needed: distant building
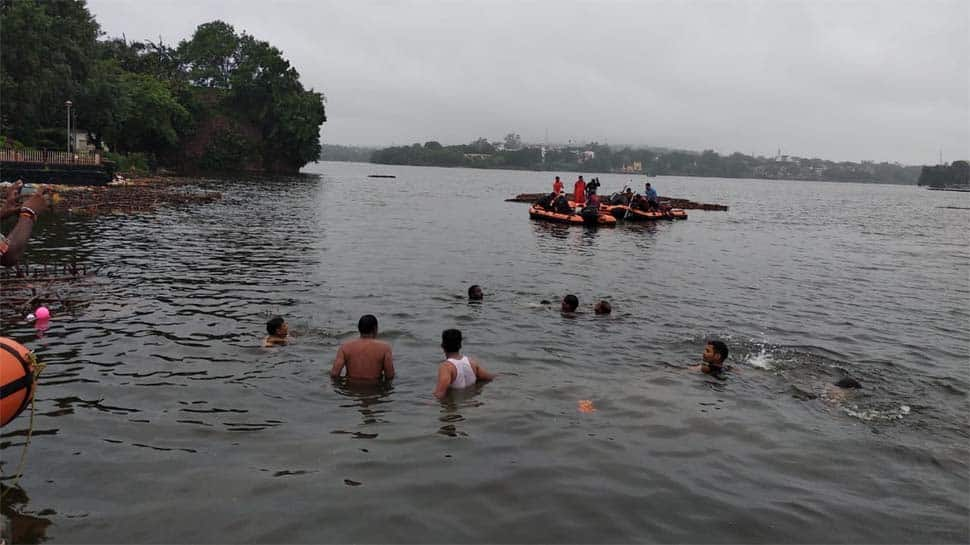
[621,160,643,173]
[73,130,101,153]
[580,150,595,163]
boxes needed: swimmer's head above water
[701,340,729,375]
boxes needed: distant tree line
[319,144,376,162]
[0,1,326,174]
[369,138,925,184]
[917,161,969,188]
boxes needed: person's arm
[329,346,346,378]
[1,190,49,267]
[1,180,23,219]
[381,345,395,381]
[433,362,456,399]
[470,357,495,381]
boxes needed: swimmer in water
[263,316,290,347]
[468,284,483,301]
[594,300,612,315]
[824,376,863,403]
[689,340,730,377]
[561,294,579,315]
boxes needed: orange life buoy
[1,337,36,427]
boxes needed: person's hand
[4,180,22,209]
[22,185,51,216]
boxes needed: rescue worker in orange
[553,176,564,195]
[573,176,587,209]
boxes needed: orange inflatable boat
[1,337,37,427]
[601,204,688,221]
[529,204,617,226]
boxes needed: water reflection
[436,383,486,437]
[529,220,571,241]
[331,378,394,427]
[0,485,52,545]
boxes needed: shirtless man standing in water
[330,314,395,382]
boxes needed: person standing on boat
[644,182,659,210]
[553,176,564,195]
[586,177,601,199]
[573,176,587,209]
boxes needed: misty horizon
[87,0,968,166]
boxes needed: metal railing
[0,147,102,166]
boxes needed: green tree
[467,137,494,154]
[75,58,126,148]
[177,20,239,88]
[0,0,100,144]
[112,72,190,154]
[229,33,325,171]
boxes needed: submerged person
[561,294,579,314]
[689,340,731,377]
[330,314,395,382]
[433,328,495,399]
[263,316,290,347]
[468,284,483,301]
[823,376,863,404]
[594,300,612,315]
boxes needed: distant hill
[319,144,377,162]
[368,139,922,185]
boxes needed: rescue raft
[601,204,688,220]
[529,204,617,226]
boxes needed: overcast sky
[87,0,967,164]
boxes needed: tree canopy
[0,1,326,173]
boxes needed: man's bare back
[330,337,394,381]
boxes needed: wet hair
[266,316,285,335]
[468,284,483,300]
[358,314,378,335]
[645,183,652,188]
[562,294,579,312]
[594,301,612,315]
[834,377,862,389]
[707,340,729,364]
[442,329,462,353]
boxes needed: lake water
[2,161,968,543]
